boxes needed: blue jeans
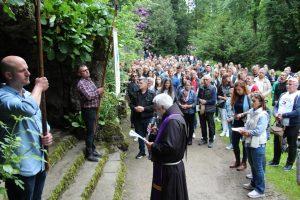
[5,170,46,200]
[82,108,97,155]
[134,118,151,154]
[228,122,232,145]
[246,145,265,194]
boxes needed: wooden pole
[95,0,119,126]
[35,0,49,170]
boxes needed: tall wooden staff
[95,0,119,125]
[35,0,49,170]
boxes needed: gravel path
[123,125,287,200]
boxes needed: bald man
[0,56,52,200]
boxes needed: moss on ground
[112,152,127,200]
[48,152,85,200]
[80,149,109,200]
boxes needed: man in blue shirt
[0,56,53,200]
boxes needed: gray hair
[153,93,173,110]
[288,77,299,86]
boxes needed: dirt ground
[123,124,287,200]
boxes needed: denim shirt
[224,98,233,120]
[178,89,197,114]
[0,85,46,176]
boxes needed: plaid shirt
[77,78,99,108]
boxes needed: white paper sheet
[232,127,245,132]
[129,130,149,143]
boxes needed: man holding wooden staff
[77,64,104,162]
[0,56,53,200]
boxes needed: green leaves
[0,0,26,20]
[40,0,114,63]
[3,165,13,174]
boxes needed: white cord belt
[162,160,182,166]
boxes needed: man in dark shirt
[127,73,139,128]
[272,72,288,106]
[130,77,155,159]
[198,75,217,148]
[77,64,104,162]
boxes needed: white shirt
[278,91,299,126]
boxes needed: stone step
[60,148,106,200]
[42,141,85,200]
[90,151,121,200]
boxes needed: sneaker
[243,183,254,190]
[208,142,213,148]
[268,161,279,167]
[247,190,265,198]
[135,152,146,159]
[283,165,293,171]
[220,132,225,137]
[87,155,99,162]
[246,173,253,179]
[226,144,233,150]
[198,139,207,145]
[93,150,102,158]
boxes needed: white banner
[113,27,120,95]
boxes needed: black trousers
[5,170,46,200]
[232,131,247,164]
[273,125,300,165]
[183,113,195,142]
[82,108,97,155]
[134,118,151,154]
[199,112,215,142]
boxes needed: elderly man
[254,68,272,98]
[146,93,188,200]
[198,75,217,148]
[77,64,104,162]
[130,77,155,159]
[272,77,300,171]
[0,56,53,200]
[251,65,259,78]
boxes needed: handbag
[200,104,205,115]
[270,122,284,137]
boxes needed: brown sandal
[236,162,247,171]
[229,162,240,168]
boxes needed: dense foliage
[190,0,300,69]
[41,0,113,63]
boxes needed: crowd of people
[127,54,300,199]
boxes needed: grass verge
[81,149,109,200]
[112,152,127,200]
[216,101,300,199]
[48,136,77,167]
[48,152,85,200]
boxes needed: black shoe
[135,152,146,159]
[283,164,293,171]
[268,161,279,167]
[208,142,213,148]
[188,140,192,145]
[93,150,102,158]
[87,155,99,162]
[198,139,207,145]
